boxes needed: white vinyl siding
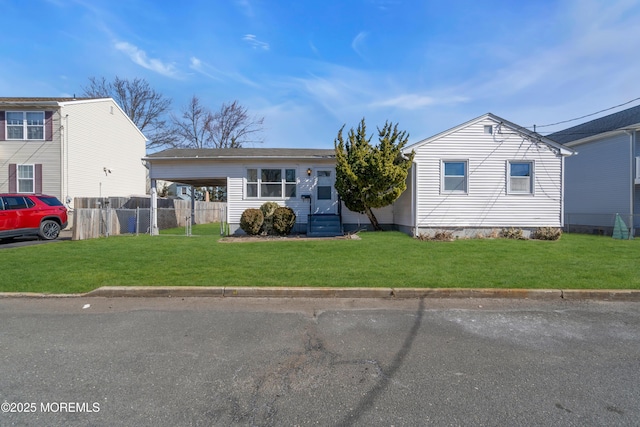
[0,110,61,197]
[63,99,147,200]
[412,117,564,228]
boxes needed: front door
[313,169,336,214]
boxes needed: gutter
[143,155,337,161]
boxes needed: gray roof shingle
[146,148,336,159]
[548,104,640,144]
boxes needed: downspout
[412,161,417,237]
[560,155,565,228]
[64,113,70,207]
[625,130,635,236]
[59,110,65,203]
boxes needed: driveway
[1,297,638,426]
[0,229,72,249]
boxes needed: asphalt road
[1,297,638,426]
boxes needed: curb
[1,287,639,301]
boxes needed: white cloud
[189,56,222,81]
[243,34,270,50]
[351,31,369,60]
[370,93,469,110]
[235,0,254,18]
[368,0,400,11]
[114,41,179,78]
[190,56,260,88]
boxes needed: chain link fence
[71,197,226,240]
[564,213,638,237]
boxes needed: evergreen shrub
[240,209,264,235]
[272,207,296,235]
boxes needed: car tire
[39,220,61,240]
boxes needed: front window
[246,168,297,198]
[6,111,45,140]
[509,162,533,194]
[443,161,467,193]
[17,165,34,193]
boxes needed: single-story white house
[143,113,575,237]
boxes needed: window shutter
[0,111,5,140]
[35,164,43,193]
[8,163,16,192]
[45,111,53,141]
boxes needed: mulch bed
[219,234,360,243]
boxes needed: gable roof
[405,113,574,156]
[547,104,640,145]
[145,148,336,160]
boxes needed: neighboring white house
[0,97,147,207]
[548,105,640,234]
[397,113,575,236]
[143,113,574,236]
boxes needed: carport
[143,149,232,235]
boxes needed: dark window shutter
[8,164,16,192]
[45,111,53,141]
[0,111,5,140]
[35,164,43,193]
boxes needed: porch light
[307,168,312,176]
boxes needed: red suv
[0,194,68,241]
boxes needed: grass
[1,223,639,294]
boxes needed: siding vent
[484,125,493,134]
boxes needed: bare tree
[171,96,215,149]
[210,100,264,148]
[82,76,175,150]
[171,97,264,149]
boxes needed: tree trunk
[364,206,382,231]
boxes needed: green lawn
[2,224,638,294]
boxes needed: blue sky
[2,0,640,149]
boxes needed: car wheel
[39,220,61,240]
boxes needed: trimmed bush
[240,209,264,235]
[272,207,296,235]
[532,227,562,241]
[260,202,281,235]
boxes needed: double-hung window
[442,161,468,193]
[508,161,533,194]
[6,111,45,140]
[246,168,297,198]
[17,164,35,193]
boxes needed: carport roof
[145,148,336,160]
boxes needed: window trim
[441,160,468,194]
[6,111,45,141]
[17,164,35,194]
[507,161,534,195]
[245,167,298,199]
